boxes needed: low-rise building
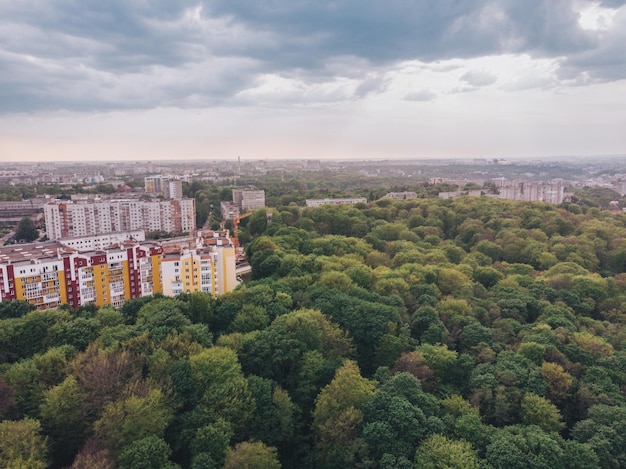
[305,197,367,207]
[57,230,146,251]
[0,198,48,218]
[382,192,418,200]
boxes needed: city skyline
[1,1,626,162]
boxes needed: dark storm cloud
[0,0,623,112]
[600,0,626,7]
[205,0,599,64]
[560,8,626,82]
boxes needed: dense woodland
[2,196,626,468]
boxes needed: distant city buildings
[0,198,48,219]
[220,202,240,221]
[0,230,237,310]
[43,198,196,240]
[232,189,266,211]
[161,231,236,297]
[144,175,184,199]
[439,190,484,199]
[492,178,564,204]
[221,189,266,220]
[305,197,367,207]
[437,179,565,204]
[57,230,146,251]
[382,192,418,200]
[429,178,485,187]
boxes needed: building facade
[144,176,184,199]
[0,241,163,310]
[0,198,48,218]
[58,230,146,251]
[0,231,236,310]
[161,246,236,298]
[232,189,266,211]
[43,198,196,240]
[492,178,564,204]
[220,201,240,221]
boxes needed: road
[0,230,15,246]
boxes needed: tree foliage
[15,217,38,242]
[2,196,626,467]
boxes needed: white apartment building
[161,243,237,297]
[44,198,196,240]
[232,189,266,211]
[492,178,564,204]
[57,230,146,251]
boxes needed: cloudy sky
[1,0,625,162]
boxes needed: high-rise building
[43,198,196,240]
[161,243,236,297]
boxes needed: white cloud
[460,70,498,87]
[235,74,360,106]
[578,2,618,30]
[1,0,626,161]
[404,90,437,102]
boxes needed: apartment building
[144,175,183,199]
[0,241,162,310]
[0,198,48,218]
[232,189,266,211]
[161,246,236,298]
[492,178,564,204]
[0,231,237,310]
[43,198,196,240]
[220,201,240,221]
[58,230,146,251]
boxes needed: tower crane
[233,211,252,249]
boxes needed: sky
[1,0,626,162]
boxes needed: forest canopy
[2,196,626,468]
